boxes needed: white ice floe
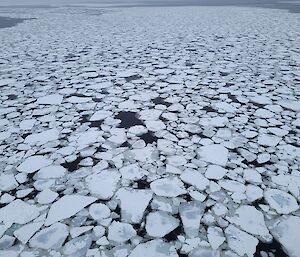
[205,165,227,180]
[19,119,36,130]
[90,110,113,121]
[89,203,111,221]
[0,199,39,226]
[207,227,225,250]
[86,169,121,199]
[145,120,166,132]
[17,155,53,174]
[139,109,162,120]
[179,201,205,237]
[63,235,92,257]
[119,163,148,180]
[36,165,66,179]
[24,128,60,145]
[228,205,271,241]
[277,100,300,111]
[128,125,148,135]
[129,239,178,257]
[264,189,299,214]
[70,226,93,238]
[0,174,18,191]
[116,188,153,224]
[108,221,136,243]
[37,189,58,204]
[146,211,179,237]
[150,176,186,197]
[197,144,228,166]
[36,94,63,105]
[45,194,97,226]
[200,117,228,127]
[29,222,68,249]
[225,225,258,257]
[268,216,300,257]
[13,221,44,244]
[189,248,221,257]
[180,169,209,191]
[257,134,281,147]
[167,155,187,167]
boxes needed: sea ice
[129,239,179,257]
[0,199,39,226]
[264,189,299,214]
[225,225,258,257]
[108,221,136,243]
[36,94,63,105]
[29,222,68,249]
[146,211,179,237]
[197,144,228,166]
[45,194,97,226]
[86,170,121,199]
[17,155,53,174]
[268,216,300,257]
[150,176,186,197]
[116,188,153,224]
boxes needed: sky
[0,0,299,13]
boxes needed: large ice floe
[0,3,299,257]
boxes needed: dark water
[0,16,28,28]
[255,240,288,257]
[115,111,144,129]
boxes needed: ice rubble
[0,4,299,257]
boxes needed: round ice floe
[108,221,136,243]
[197,144,228,166]
[205,165,227,180]
[128,125,148,135]
[264,189,299,214]
[146,211,179,237]
[89,203,111,221]
[150,176,186,197]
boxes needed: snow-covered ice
[0,4,299,257]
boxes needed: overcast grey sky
[0,0,299,13]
